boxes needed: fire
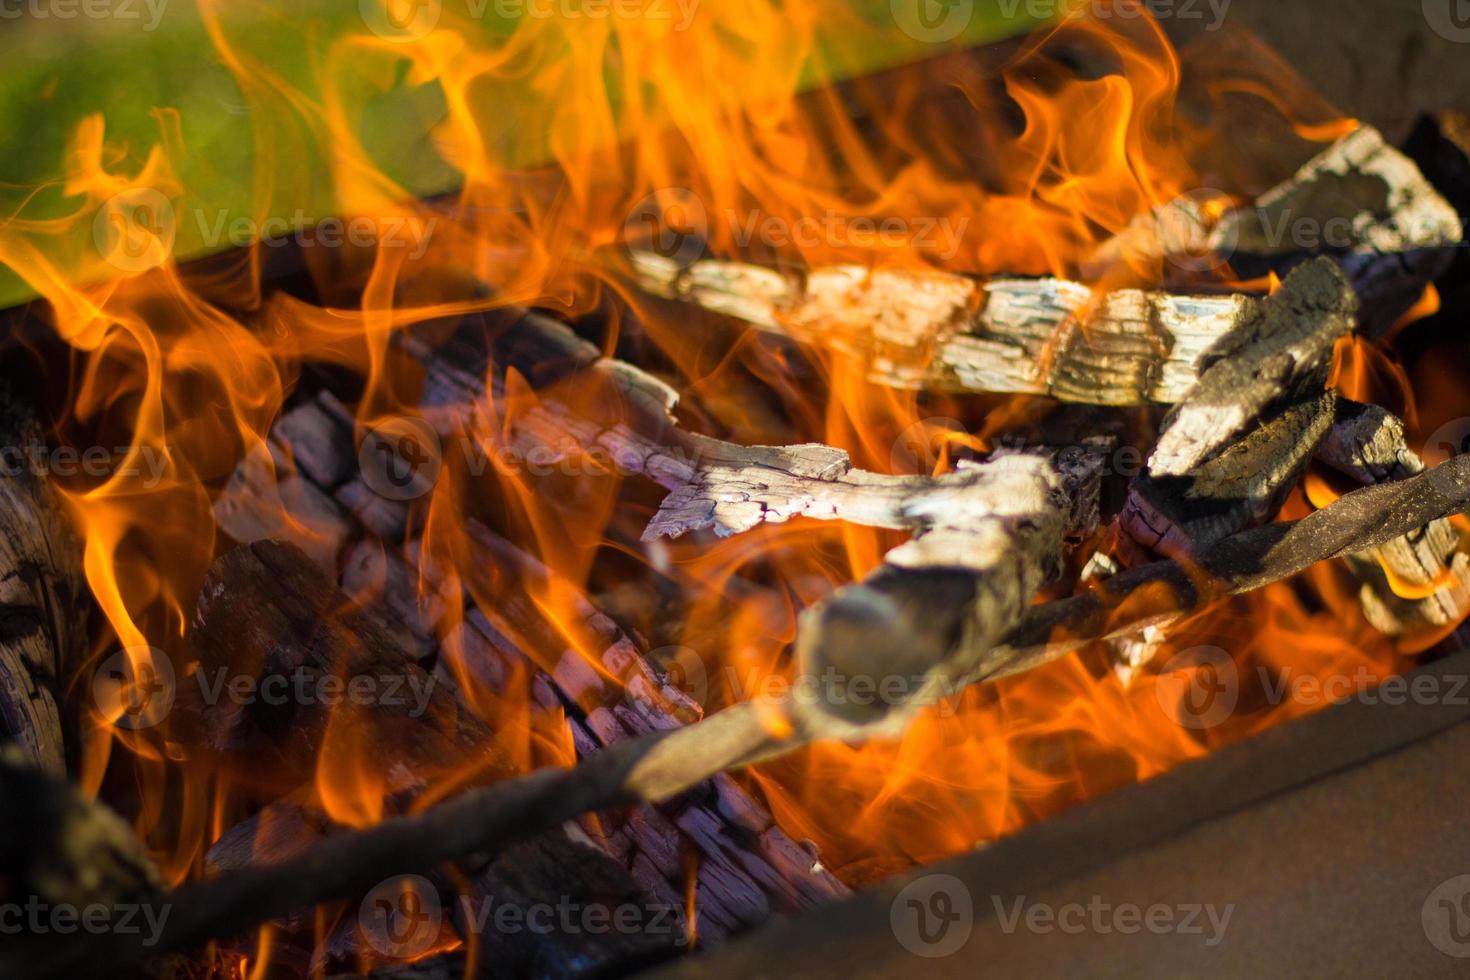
[2,0,1456,965]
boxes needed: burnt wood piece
[1120,259,1354,560]
[181,540,512,792]
[35,452,1470,980]
[629,252,1254,405]
[1147,257,1355,477]
[1121,390,1339,560]
[1088,125,1464,338]
[452,830,688,977]
[0,386,89,775]
[986,451,1470,681]
[1316,400,1470,635]
[210,363,847,943]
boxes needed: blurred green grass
[0,1,1044,309]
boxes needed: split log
[451,830,687,974]
[1122,391,1338,560]
[1119,258,1355,558]
[179,539,514,794]
[0,386,90,775]
[1087,125,1464,337]
[628,252,1254,406]
[1316,401,1470,635]
[1146,257,1355,477]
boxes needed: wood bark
[0,385,90,776]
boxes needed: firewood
[452,830,687,974]
[0,385,90,776]
[1316,401,1470,634]
[1122,390,1338,560]
[783,451,1099,742]
[987,451,1470,680]
[1087,125,1464,337]
[1117,259,1354,559]
[180,540,513,792]
[1146,257,1355,478]
[629,252,1255,406]
[32,446,1470,980]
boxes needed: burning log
[0,385,90,776]
[1119,258,1355,558]
[629,253,1255,405]
[1317,401,1470,634]
[1087,125,1464,336]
